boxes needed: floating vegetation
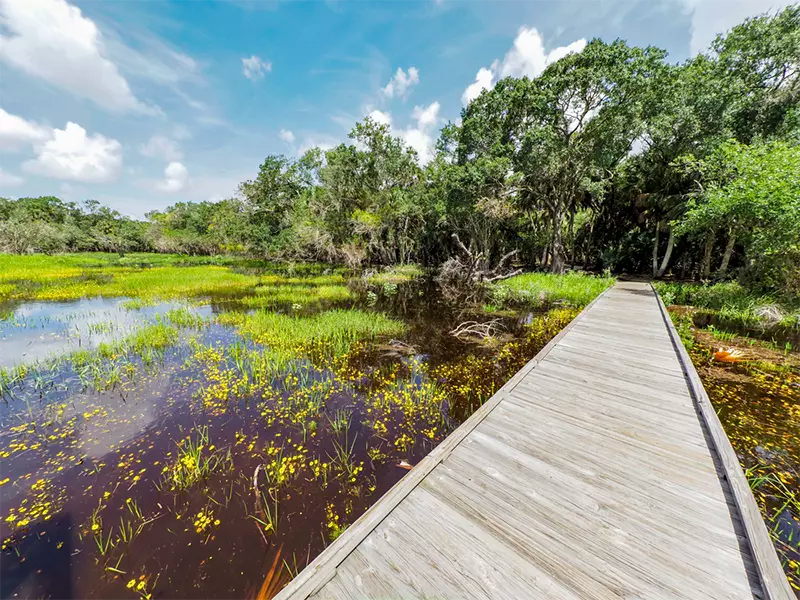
[165,426,232,491]
[0,253,607,599]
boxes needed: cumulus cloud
[368,109,393,127]
[680,0,796,55]
[22,122,122,182]
[139,134,183,162]
[0,168,24,188]
[382,66,420,99]
[296,135,338,157]
[279,129,295,143]
[157,161,189,193]
[241,55,272,81]
[462,27,586,104]
[0,108,51,151]
[0,0,154,114]
[398,101,441,164]
[462,67,495,106]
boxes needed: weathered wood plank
[652,285,794,600]
[273,281,788,600]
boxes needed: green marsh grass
[0,253,259,303]
[366,264,424,285]
[654,281,799,329]
[217,309,405,357]
[241,275,354,309]
[164,307,208,329]
[490,271,615,307]
[166,426,231,492]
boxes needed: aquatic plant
[490,271,614,308]
[165,427,231,491]
[241,274,354,309]
[365,264,424,285]
[217,309,405,358]
[164,307,209,329]
[97,323,179,360]
[254,546,289,600]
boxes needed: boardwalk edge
[652,283,794,600]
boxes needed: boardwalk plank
[275,281,792,600]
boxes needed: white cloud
[0,168,24,188]
[22,122,122,183]
[139,134,183,162]
[296,135,338,157]
[279,129,295,143]
[0,108,51,151]
[368,109,393,127]
[382,66,420,99]
[0,0,154,114]
[398,101,441,164]
[411,103,440,129]
[157,161,189,193]
[680,0,796,55]
[106,31,202,88]
[462,27,586,104]
[462,67,495,105]
[241,55,272,81]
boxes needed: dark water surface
[0,274,566,599]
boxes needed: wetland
[0,253,605,599]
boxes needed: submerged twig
[450,319,505,340]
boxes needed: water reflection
[0,299,212,368]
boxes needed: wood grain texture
[274,281,789,600]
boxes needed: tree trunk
[656,226,674,277]
[550,204,566,274]
[551,225,566,274]
[541,243,549,269]
[569,211,576,268]
[652,221,660,277]
[584,213,596,269]
[717,228,737,277]
[702,232,713,279]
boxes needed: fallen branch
[450,319,505,340]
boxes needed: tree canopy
[2,6,798,298]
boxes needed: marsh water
[0,268,572,599]
[676,312,800,594]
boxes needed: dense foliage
[2,7,798,298]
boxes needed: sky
[0,0,794,218]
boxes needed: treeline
[1,7,798,297]
[0,198,149,255]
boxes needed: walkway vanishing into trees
[275,282,793,600]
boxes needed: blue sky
[0,0,793,218]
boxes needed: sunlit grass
[366,264,424,285]
[94,323,180,361]
[241,274,354,309]
[217,309,405,356]
[164,307,208,329]
[164,426,231,492]
[654,281,799,329]
[490,271,615,307]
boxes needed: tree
[680,140,800,292]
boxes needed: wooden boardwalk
[276,282,793,600]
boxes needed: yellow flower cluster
[193,509,219,533]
